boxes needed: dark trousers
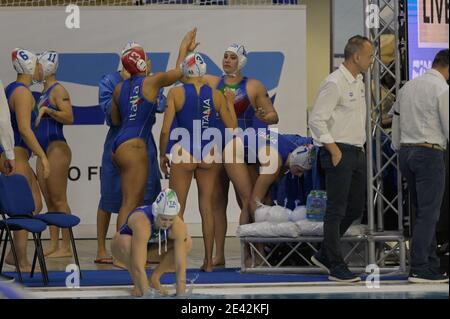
[319,143,366,267]
[399,146,445,272]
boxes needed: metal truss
[365,0,408,272]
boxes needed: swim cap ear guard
[121,47,147,75]
[12,48,37,75]
[290,144,315,171]
[151,188,180,255]
[121,41,143,55]
[38,51,59,79]
[152,188,181,217]
[181,52,207,77]
[226,43,247,70]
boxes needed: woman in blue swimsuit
[159,52,237,272]
[111,188,192,297]
[34,50,74,258]
[0,48,50,273]
[110,29,198,229]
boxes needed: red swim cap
[121,48,147,75]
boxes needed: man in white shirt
[391,49,449,283]
[0,80,15,176]
[308,35,373,282]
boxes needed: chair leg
[35,233,49,285]
[68,228,82,280]
[5,227,23,283]
[30,244,38,279]
[0,229,6,274]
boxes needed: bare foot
[149,275,168,296]
[5,256,32,273]
[200,261,213,272]
[113,261,128,270]
[44,247,58,257]
[213,257,225,267]
[46,248,72,258]
[131,286,143,297]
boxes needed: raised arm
[159,88,179,176]
[148,28,199,90]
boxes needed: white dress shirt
[0,80,15,160]
[309,64,367,148]
[391,69,449,151]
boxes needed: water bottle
[306,190,327,222]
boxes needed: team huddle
[0,28,315,296]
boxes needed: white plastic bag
[254,204,271,223]
[289,205,307,222]
[237,222,300,238]
[267,205,291,223]
[296,220,324,236]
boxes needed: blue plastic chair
[31,212,81,279]
[0,174,49,285]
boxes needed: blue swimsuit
[216,76,268,163]
[251,132,313,165]
[34,83,66,152]
[0,82,36,157]
[113,75,157,153]
[172,84,219,161]
[119,206,170,245]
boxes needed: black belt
[335,143,365,153]
[401,143,445,152]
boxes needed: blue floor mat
[3,268,408,288]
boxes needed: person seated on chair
[111,188,192,297]
[248,132,315,216]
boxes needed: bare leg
[150,236,193,294]
[168,147,196,219]
[249,154,282,265]
[42,142,73,258]
[223,139,253,226]
[96,208,112,261]
[36,157,58,256]
[196,163,220,272]
[111,233,140,296]
[114,139,148,229]
[213,168,229,267]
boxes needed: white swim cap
[290,144,314,171]
[182,52,206,77]
[38,51,59,79]
[12,48,37,75]
[225,43,248,70]
[152,188,180,217]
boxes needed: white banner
[0,7,306,237]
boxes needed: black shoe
[311,253,331,274]
[0,274,15,283]
[408,268,449,284]
[328,264,361,283]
